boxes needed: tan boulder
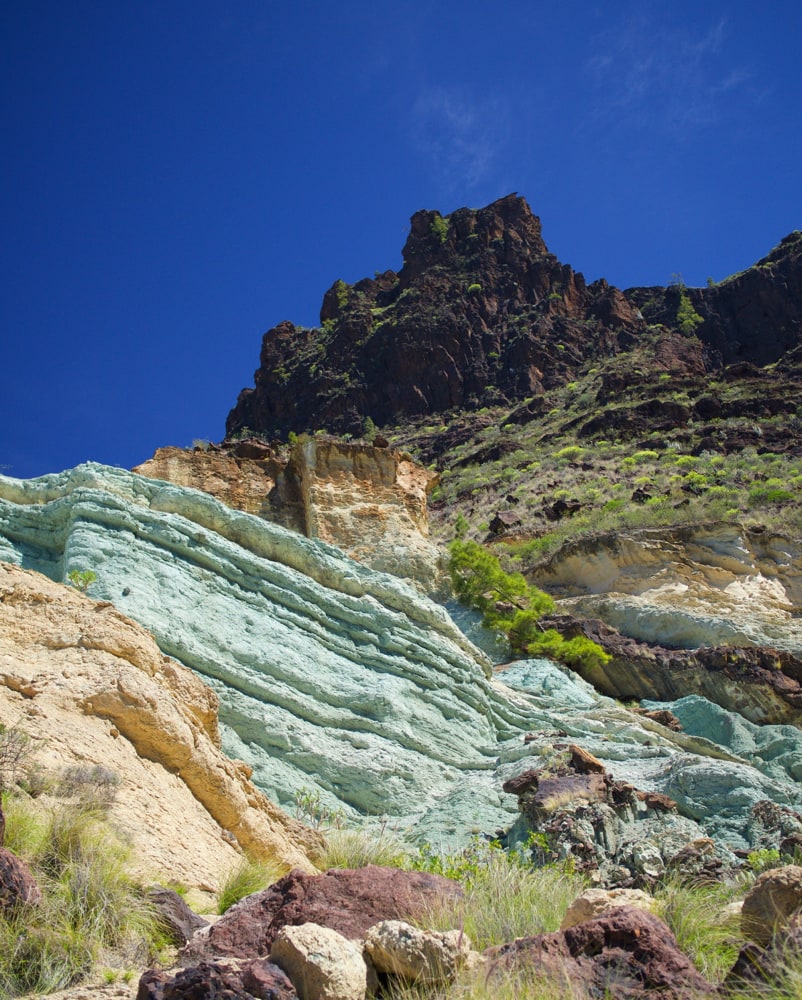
[742,864,802,945]
[560,887,656,930]
[271,922,367,1000]
[363,919,475,983]
[0,562,319,890]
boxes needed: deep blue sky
[3,1,800,478]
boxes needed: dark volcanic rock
[138,959,297,1000]
[0,846,41,912]
[630,230,802,367]
[185,866,463,961]
[484,907,713,999]
[148,886,209,947]
[227,194,644,439]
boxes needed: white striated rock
[535,524,802,653]
[363,919,475,983]
[271,923,366,1000]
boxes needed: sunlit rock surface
[1,465,800,851]
[534,524,802,653]
[0,562,317,887]
[134,437,443,592]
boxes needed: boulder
[484,906,713,999]
[560,887,655,930]
[0,846,41,912]
[363,919,475,983]
[138,958,298,999]
[741,864,802,945]
[185,866,463,960]
[148,886,209,947]
[722,917,802,995]
[270,923,366,1000]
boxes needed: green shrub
[676,291,703,334]
[412,838,587,950]
[554,445,585,464]
[314,824,410,871]
[653,877,744,984]
[430,215,449,243]
[66,570,96,593]
[448,540,609,672]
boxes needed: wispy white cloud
[583,10,753,136]
[409,86,509,192]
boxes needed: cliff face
[0,562,318,889]
[226,195,801,440]
[226,194,644,438]
[134,438,442,591]
[628,230,802,366]
[535,523,802,653]
[1,464,801,855]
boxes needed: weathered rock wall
[134,438,442,591]
[534,523,802,653]
[1,465,800,853]
[0,562,318,889]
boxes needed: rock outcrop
[134,437,442,591]
[184,866,464,961]
[534,523,802,654]
[541,613,802,728]
[0,562,317,888]
[226,196,801,441]
[2,465,800,854]
[484,907,714,999]
[226,194,645,439]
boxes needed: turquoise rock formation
[1,464,800,854]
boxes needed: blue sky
[2,0,800,478]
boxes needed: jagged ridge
[226,195,802,440]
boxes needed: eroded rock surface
[134,437,442,591]
[544,612,802,727]
[270,923,366,1000]
[741,865,802,946]
[535,523,802,654]
[484,907,714,999]
[0,562,317,887]
[1,465,800,852]
[184,866,463,961]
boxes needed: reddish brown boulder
[484,906,713,998]
[185,865,463,961]
[0,846,41,912]
[138,959,297,1000]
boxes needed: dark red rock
[484,907,714,999]
[138,959,297,1000]
[185,866,463,961]
[0,846,41,912]
[489,510,522,534]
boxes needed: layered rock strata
[535,523,802,654]
[1,465,800,852]
[134,437,441,591]
[0,562,317,887]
